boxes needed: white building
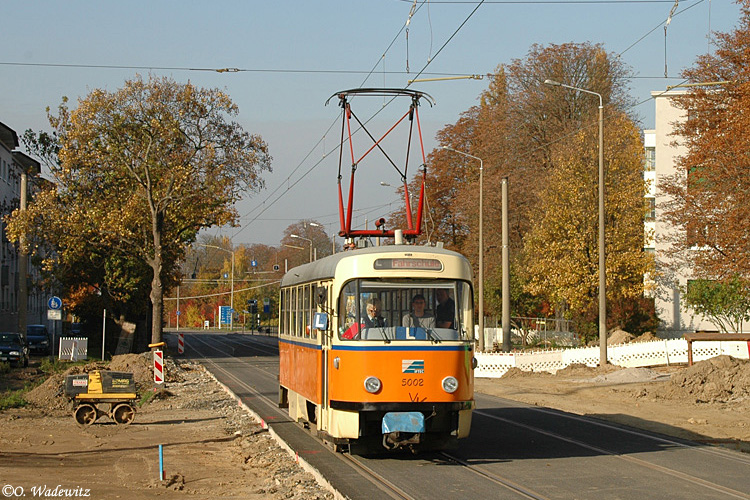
[0,121,46,332]
[647,91,715,334]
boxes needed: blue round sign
[48,296,62,310]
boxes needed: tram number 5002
[402,378,424,387]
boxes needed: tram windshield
[338,279,472,341]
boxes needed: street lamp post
[197,244,235,330]
[308,222,334,255]
[442,146,485,353]
[544,78,607,366]
[291,234,313,263]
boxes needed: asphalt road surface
[172,330,750,500]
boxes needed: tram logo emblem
[402,360,424,373]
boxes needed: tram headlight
[442,376,459,394]
[364,376,382,394]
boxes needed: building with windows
[646,91,715,334]
[0,121,46,332]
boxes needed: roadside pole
[102,309,106,360]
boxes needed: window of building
[644,147,655,172]
[645,197,655,220]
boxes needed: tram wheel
[74,404,98,427]
[112,403,136,425]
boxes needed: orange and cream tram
[278,244,476,452]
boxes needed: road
[173,330,750,500]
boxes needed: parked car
[0,332,29,367]
[26,324,51,355]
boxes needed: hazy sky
[1,0,741,247]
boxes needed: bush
[608,296,660,335]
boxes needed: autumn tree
[405,43,648,328]
[523,111,650,335]
[280,220,333,269]
[659,0,750,292]
[7,75,271,345]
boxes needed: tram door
[320,281,333,429]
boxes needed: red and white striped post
[153,349,164,385]
[177,333,184,355]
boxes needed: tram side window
[295,286,303,337]
[289,288,297,337]
[303,284,311,338]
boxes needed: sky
[0,0,742,249]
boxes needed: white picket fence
[475,338,750,378]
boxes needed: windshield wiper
[425,328,441,343]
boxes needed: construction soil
[1,353,749,499]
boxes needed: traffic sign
[48,296,62,310]
[219,305,232,325]
[251,260,257,267]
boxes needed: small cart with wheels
[65,370,138,426]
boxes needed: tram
[278,240,476,452]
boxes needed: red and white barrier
[153,350,164,384]
[177,333,184,354]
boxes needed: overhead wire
[397,0,685,3]
[0,60,476,78]
[9,0,715,245]
[231,1,435,240]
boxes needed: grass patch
[39,357,91,375]
[0,384,34,410]
[138,389,156,407]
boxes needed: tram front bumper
[382,411,426,449]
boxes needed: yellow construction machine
[65,370,137,426]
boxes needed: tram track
[475,409,750,500]
[438,451,551,500]
[181,333,591,500]
[338,454,418,500]
[173,332,750,500]
[181,332,425,499]
[518,405,750,467]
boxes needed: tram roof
[280,244,467,287]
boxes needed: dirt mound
[501,367,548,379]
[108,352,157,385]
[24,360,107,411]
[555,363,620,377]
[24,372,69,411]
[633,331,660,342]
[607,328,634,345]
[587,367,665,384]
[653,355,750,403]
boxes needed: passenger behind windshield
[402,294,435,330]
[435,288,455,329]
[363,297,386,327]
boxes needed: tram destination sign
[374,258,443,271]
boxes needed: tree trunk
[150,213,164,346]
[150,268,163,346]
